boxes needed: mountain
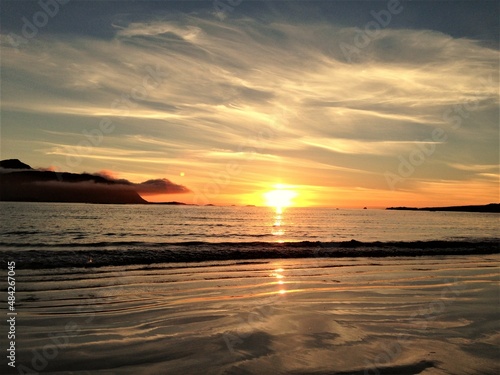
[386,203,500,213]
[0,159,33,170]
[0,159,169,204]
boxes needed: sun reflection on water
[270,266,287,295]
[271,207,285,238]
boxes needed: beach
[6,254,499,375]
[2,0,499,373]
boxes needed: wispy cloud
[1,11,498,206]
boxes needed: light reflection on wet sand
[11,255,500,374]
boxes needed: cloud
[114,21,203,41]
[85,170,191,195]
[94,169,118,179]
[37,166,60,172]
[300,137,444,156]
[0,11,498,205]
[135,179,191,195]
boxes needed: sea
[0,202,498,268]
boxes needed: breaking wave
[1,239,498,269]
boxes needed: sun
[263,184,298,209]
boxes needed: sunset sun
[264,184,298,209]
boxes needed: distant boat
[363,207,367,209]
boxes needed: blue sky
[1,0,498,207]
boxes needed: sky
[1,0,499,208]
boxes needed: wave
[2,230,43,236]
[1,239,498,269]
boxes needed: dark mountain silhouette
[152,201,188,205]
[0,159,190,204]
[387,203,500,213]
[0,159,33,170]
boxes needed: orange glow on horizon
[140,179,499,209]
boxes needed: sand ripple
[8,255,500,374]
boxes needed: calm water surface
[0,202,498,248]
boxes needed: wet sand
[6,255,500,374]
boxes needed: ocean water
[0,202,498,268]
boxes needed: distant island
[150,201,189,205]
[387,203,500,213]
[0,159,190,204]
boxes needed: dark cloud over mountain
[135,179,190,195]
[0,159,190,204]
